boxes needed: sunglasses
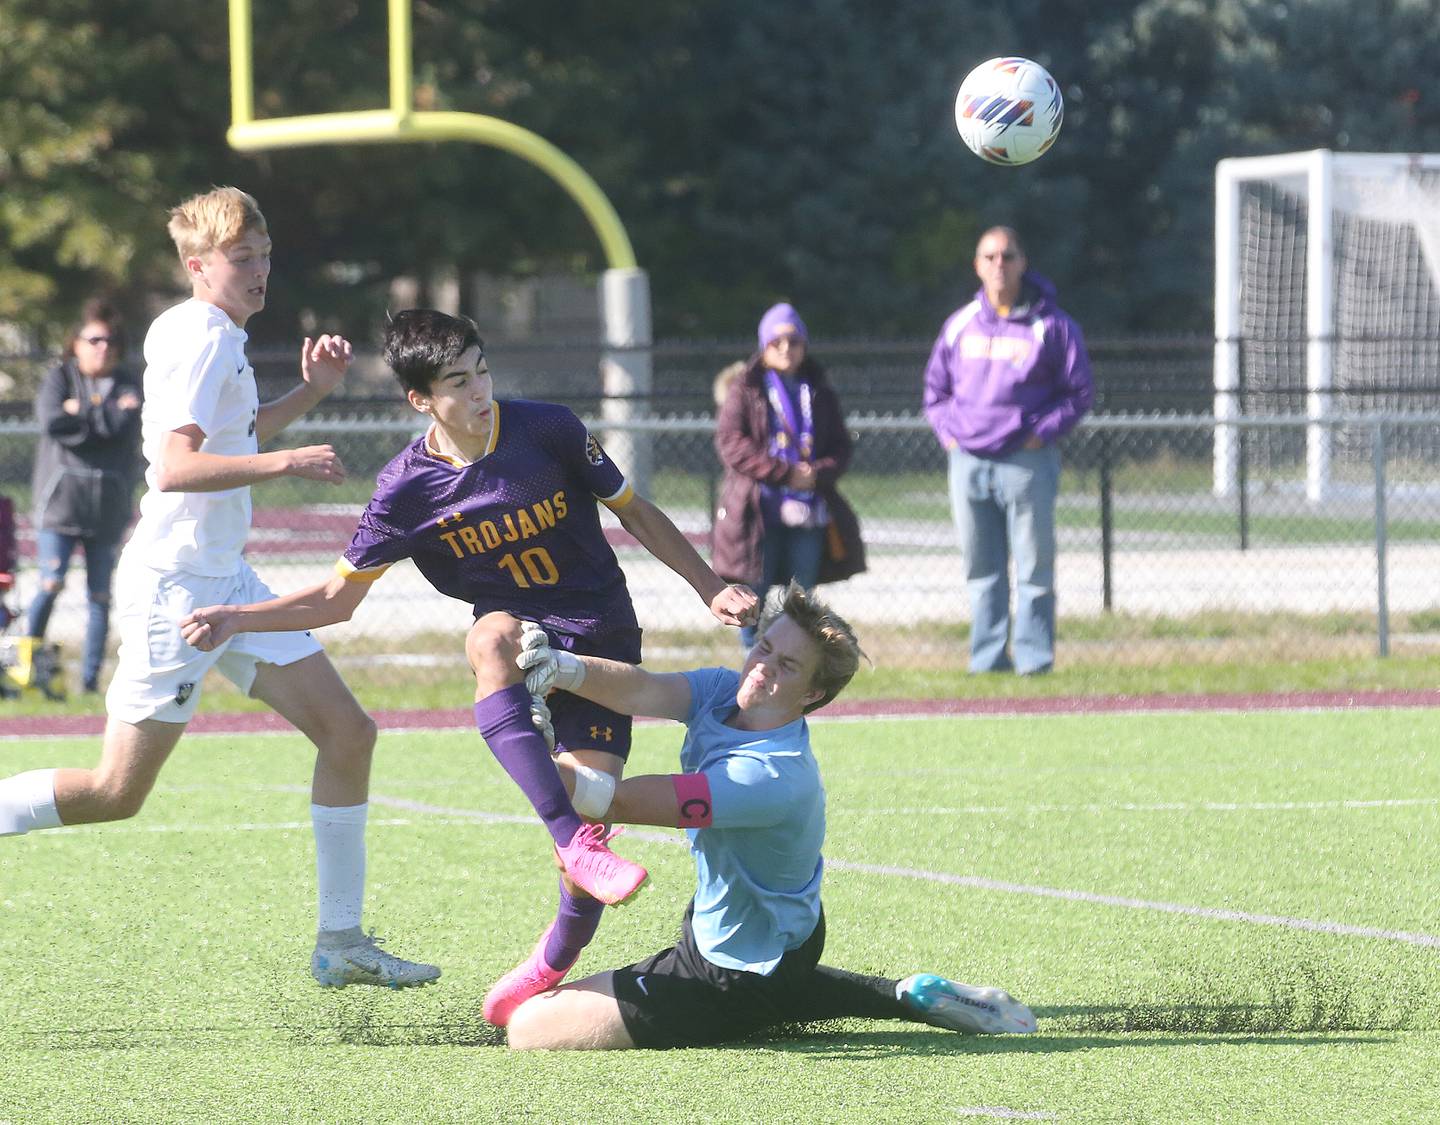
[80,335,117,346]
[767,334,806,349]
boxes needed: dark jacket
[711,355,866,586]
[30,358,144,542]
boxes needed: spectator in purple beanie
[713,303,865,649]
[923,227,1094,675]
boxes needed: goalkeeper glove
[529,693,556,752]
[516,620,586,697]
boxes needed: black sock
[785,965,910,1023]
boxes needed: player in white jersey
[0,187,436,990]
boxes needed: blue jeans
[948,445,1060,674]
[739,523,827,648]
[26,529,120,690]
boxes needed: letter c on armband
[671,773,713,828]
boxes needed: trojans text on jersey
[434,491,570,558]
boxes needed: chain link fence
[5,401,1440,693]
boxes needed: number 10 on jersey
[498,547,560,587]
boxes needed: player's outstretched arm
[255,334,354,444]
[154,426,346,493]
[564,648,694,720]
[518,625,691,721]
[179,571,370,651]
[571,654,692,720]
[602,773,703,828]
[614,495,757,627]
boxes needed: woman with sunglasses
[27,298,144,693]
[713,302,865,649]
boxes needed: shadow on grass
[1029,958,1428,1036]
[746,1023,1391,1060]
[1033,1001,1418,1035]
[12,961,1425,1053]
[9,1017,507,1052]
[8,988,508,1051]
[14,1002,1406,1056]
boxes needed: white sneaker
[897,972,1037,1034]
[311,929,441,989]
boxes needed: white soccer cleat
[311,929,441,989]
[897,972,1037,1035]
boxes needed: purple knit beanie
[757,302,809,350]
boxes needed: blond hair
[755,581,864,713]
[166,187,267,262]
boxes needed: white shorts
[106,557,324,724]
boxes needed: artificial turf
[1,707,1436,1122]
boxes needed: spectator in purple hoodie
[922,227,1093,675]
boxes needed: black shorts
[610,903,826,1049]
[546,626,642,762]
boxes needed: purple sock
[474,684,582,846]
[544,879,605,970]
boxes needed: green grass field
[2,707,1438,1123]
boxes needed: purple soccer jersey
[339,400,639,636]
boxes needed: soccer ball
[954,57,1063,167]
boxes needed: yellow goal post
[227,0,654,482]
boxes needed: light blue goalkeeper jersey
[677,667,825,974]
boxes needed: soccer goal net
[1213,149,1440,500]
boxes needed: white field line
[32,790,1437,951]
[167,782,1440,818]
[952,1110,1057,1122]
[853,797,1440,816]
[61,816,487,834]
[833,860,1440,949]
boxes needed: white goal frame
[1213,148,1440,501]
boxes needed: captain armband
[671,773,714,829]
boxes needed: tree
[608,0,1021,335]
[0,1,176,340]
[4,0,1440,353]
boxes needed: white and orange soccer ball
[954,56,1064,166]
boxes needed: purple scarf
[759,371,828,529]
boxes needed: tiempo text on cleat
[897,972,1037,1035]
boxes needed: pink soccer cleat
[483,923,574,1028]
[555,823,648,906]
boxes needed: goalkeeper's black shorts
[610,901,825,1048]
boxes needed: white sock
[0,769,62,836]
[311,802,367,935]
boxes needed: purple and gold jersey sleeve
[541,406,633,510]
[337,488,415,583]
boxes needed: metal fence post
[1236,357,1250,550]
[1099,430,1114,612]
[1372,419,1390,658]
[1237,422,1250,551]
